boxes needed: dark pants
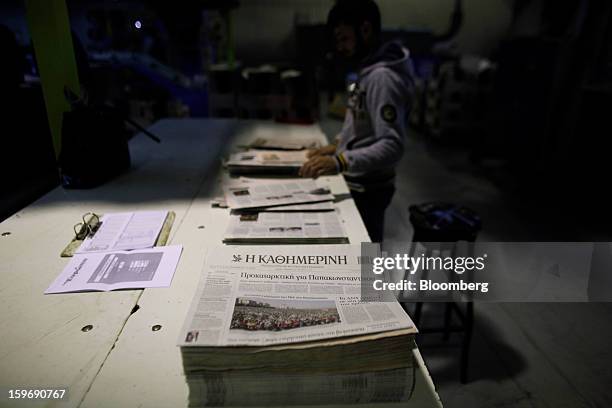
[351,186,395,243]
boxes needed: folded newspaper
[245,137,320,151]
[223,179,334,210]
[226,150,307,176]
[178,245,417,406]
[255,201,334,212]
[212,197,334,212]
[223,211,349,244]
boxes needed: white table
[0,119,442,408]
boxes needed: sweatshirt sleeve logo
[381,104,397,123]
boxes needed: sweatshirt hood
[359,41,415,86]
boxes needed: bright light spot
[134,20,142,29]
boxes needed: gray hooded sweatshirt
[336,41,415,191]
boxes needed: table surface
[0,119,442,408]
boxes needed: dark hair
[327,0,381,37]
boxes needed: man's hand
[306,144,337,158]
[299,156,338,178]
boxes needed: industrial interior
[1,1,611,407]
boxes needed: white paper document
[223,179,333,210]
[76,210,168,253]
[46,245,183,294]
[178,245,415,347]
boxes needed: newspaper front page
[179,245,415,347]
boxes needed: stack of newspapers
[226,150,307,176]
[244,137,320,151]
[229,135,320,175]
[222,179,348,244]
[178,245,418,407]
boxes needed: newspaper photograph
[223,179,333,210]
[230,298,340,332]
[222,211,349,244]
[178,245,415,347]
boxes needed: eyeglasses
[73,212,101,240]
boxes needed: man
[299,0,415,242]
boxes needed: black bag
[59,105,131,189]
